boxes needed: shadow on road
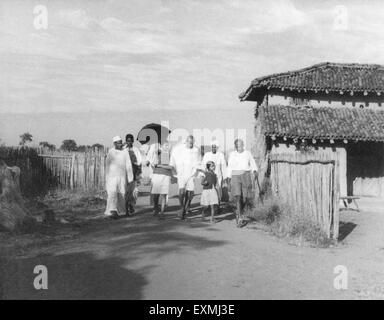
[338,221,357,242]
[1,252,146,299]
[1,203,229,299]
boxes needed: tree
[19,132,33,146]
[60,139,77,151]
[77,145,91,152]
[91,143,104,150]
[39,141,56,151]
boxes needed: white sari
[105,148,134,216]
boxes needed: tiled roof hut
[240,62,384,198]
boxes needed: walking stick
[255,174,264,204]
[218,161,223,205]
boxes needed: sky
[1,0,384,115]
[1,0,384,147]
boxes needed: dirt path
[1,189,384,300]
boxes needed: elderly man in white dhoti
[170,135,201,220]
[104,136,134,218]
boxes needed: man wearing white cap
[104,136,134,218]
[202,140,227,207]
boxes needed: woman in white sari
[105,136,134,218]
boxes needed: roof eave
[264,132,384,143]
[239,85,266,102]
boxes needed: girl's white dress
[200,189,219,206]
[105,148,134,216]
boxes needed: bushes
[278,214,333,247]
[248,197,333,247]
[251,198,282,224]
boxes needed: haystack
[0,159,34,231]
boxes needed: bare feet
[178,210,186,220]
[109,211,119,220]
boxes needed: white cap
[211,140,220,147]
[112,136,122,143]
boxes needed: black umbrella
[137,123,171,144]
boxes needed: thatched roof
[240,62,384,102]
[261,104,384,142]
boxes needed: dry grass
[20,189,107,228]
[41,189,106,208]
[0,189,108,258]
[248,197,334,247]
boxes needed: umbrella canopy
[137,123,171,144]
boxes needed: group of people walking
[104,133,259,227]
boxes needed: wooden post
[333,152,340,240]
[70,154,76,189]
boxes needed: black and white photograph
[1,0,384,303]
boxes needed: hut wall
[269,149,339,239]
[347,142,384,197]
[268,91,384,109]
[251,109,268,187]
[270,143,347,197]
[337,147,347,197]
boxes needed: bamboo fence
[270,150,340,239]
[38,148,108,191]
[0,147,108,194]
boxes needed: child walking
[200,161,219,223]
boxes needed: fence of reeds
[269,149,340,239]
[38,148,108,191]
[0,146,108,195]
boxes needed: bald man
[170,135,201,220]
[227,139,258,227]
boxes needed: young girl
[200,161,219,223]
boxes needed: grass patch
[250,198,282,225]
[248,197,334,248]
[39,189,106,209]
[22,189,107,227]
[1,189,108,257]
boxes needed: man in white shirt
[227,139,258,227]
[170,135,201,219]
[202,140,227,207]
[124,133,143,215]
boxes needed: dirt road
[1,189,384,300]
